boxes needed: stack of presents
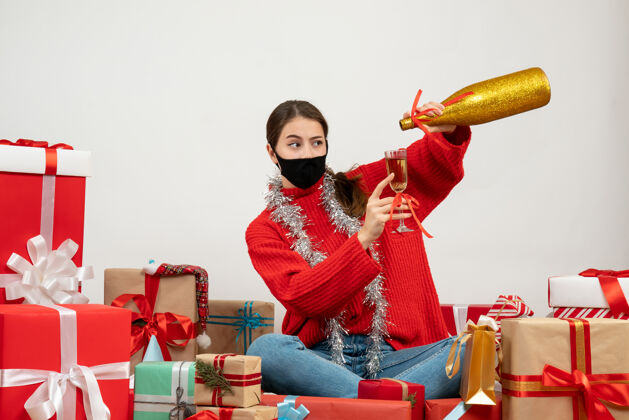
[1,139,629,419]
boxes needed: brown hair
[266,100,367,218]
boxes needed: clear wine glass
[384,149,413,233]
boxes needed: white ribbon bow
[4,235,93,304]
[1,362,129,420]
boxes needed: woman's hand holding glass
[357,173,411,250]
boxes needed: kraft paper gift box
[104,267,198,371]
[261,394,412,420]
[550,269,629,320]
[0,304,131,419]
[194,354,262,408]
[357,378,424,420]
[205,300,274,355]
[133,361,196,420]
[0,139,91,304]
[501,318,629,419]
[424,396,502,420]
[194,405,278,420]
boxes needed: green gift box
[134,361,196,420]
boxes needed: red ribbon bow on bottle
[409,89,473,148]
[111,293,195,360]
[579,269,629,317]
[542,364,629,420]
[388,193,432,238]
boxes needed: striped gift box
[486,295,534,340]
[553,307,629,320]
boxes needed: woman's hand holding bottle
[403,101,456,134]
[357,174,411,250]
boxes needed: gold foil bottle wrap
[399,67,551,130]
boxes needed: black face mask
[273,145,328,189]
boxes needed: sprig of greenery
[404,392,417,408]
[195,360,233,397]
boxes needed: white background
[1,1,628,329]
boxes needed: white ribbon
[4,235,93,305]
[0,305,130,420]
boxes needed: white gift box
[548,274,629,309]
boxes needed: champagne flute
[384,149,413,233]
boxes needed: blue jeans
[247,334,464,399]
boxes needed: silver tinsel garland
[265,172,389,378]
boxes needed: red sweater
[246,127,471,350]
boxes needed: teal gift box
[134,361,196,419]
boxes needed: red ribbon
[388,192,432,238]
[187,411,220,420]
[110,292,195,361]
[409,89,474,148]
[541,364,629,420]
[218,408,235,420]
[579,269,629,317]
[0,138,73,175]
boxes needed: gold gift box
[104,268,198,372]
[195,353,262,408]
[196,405,277,420]
[205,300,274,355]
[501,318,629,420]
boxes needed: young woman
[246,99,471,399]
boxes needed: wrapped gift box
[195,353,262,408]
[104,267,199,371]
[549,270,629,314]
[133,361,196,419]
[424,397,501,420]
[501,318,629,419]
[0,140,91,303]
[205,300,274,355]
[552,306,629,320]
[0,304,130,419]
[358,378,424,420]
[441,304,493,336]
[442,296,533,341]
[195,405,277,420]
[260,394,412,420]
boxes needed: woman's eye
[288,142,300,148]
[313,140,323,146]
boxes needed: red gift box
[357,378,424,420]
[441,304,493,336]
[0,140,91,304]
[260,394,412,420]
[0,304,131,419]
[425,396,501,420]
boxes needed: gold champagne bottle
[399,67,551,130]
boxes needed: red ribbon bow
[388,193,432,238]
[0,138,73,150]
[579,269,629,317]
[111,293,195,360]
[409,89,474,148]
[542,364,629,420]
